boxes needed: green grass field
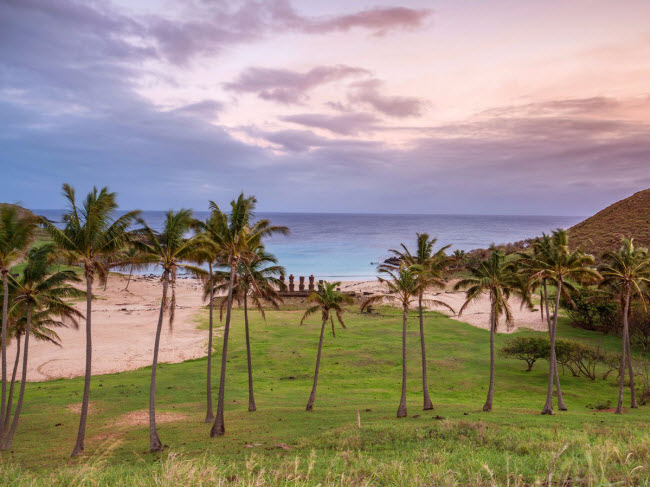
[0,306,649,486]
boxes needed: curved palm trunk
[149,271,168,452]
[542,282,566,411]
[124,265,133,291]
[542,281,563,415]
[626,331,637,408]
[244,293,256,412]
[211,261,237,437]
[1,271,8,435]
[483,303,496,412]
[1,304,30,449]
[4,333,21,433]
[204,263,214,423]
[616,289,631,414]
[418,294,433,410]
[397,305,408,418]
[71,274,93,457]
[306,314,327,411]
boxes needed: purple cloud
[282,112,379,135]
[300,6,431,35]
[347,79,424,117]
[224,65,369,104]
[148,2,431,64]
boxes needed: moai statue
[308,275,315,292]
[299,275,305,292]
[279,273,285,290]
[289,274,295,292]
[318,279,324,291]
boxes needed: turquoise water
[36,210,584,280]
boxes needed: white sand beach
[7,273,548,382]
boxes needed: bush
[561,287,619,333]
[501,336,620,380]
[630,307,650,352]
[555,340,604,380]
[500,336,550,371]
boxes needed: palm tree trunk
[418,294,433,410]
[616,289,631,414]
[71,273,93,457]
[149,271,168,452]
[483,304,495,412]
[1,304,30,449]
[542,281,562,415]
[204,263,214,423]
[626,331,637,408]
[124,265,133,291]
[211,261,236,437]
[1,270,8,435]
[4,333,21,433]
[306,315,327,411]
[542,281,566,411]
[397,305,408,418]
[244,293,256,412]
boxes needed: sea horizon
[35,209,586,280]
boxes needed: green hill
[2,307,649,485]
[568,188,650,255]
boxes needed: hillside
[3,306,649,485]
[568,188,650,255]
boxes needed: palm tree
[518,234,568,410]
[207,194,288,437]
[1,244,83,449]
[301,281,352,411]
[0,205,38,435]
[115,245,148,291]
[520,230,599,415]
[210,245,284,412]
[599,238,650,414]
[43,184,140,457]
[454,250,525,412]
[195,213,227,424]
[2,305,74,433]
[387,234,452,410]
[362,265,453,417]
[133,210,207,452]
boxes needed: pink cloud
[347,79,424,117]
[224,65,369,104]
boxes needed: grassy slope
[568,188,650,255]
[1,307,649,486]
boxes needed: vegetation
[134,210,207,452]
[2,187,650,485]
[0,205,38,441]
[0,309,648,485]
[455,249,526,411]
[568,188,650,255]
[386,234,453,410]
[301,282,352,411]
[43,184,140,457]
[598,238,650,413]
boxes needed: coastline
[9,272,547,382]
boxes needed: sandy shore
[7,273,548,382]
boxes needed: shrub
[561,287,619,333]
[500,336,550,371]
[630,307,650,352]
[501,336,619,381]
[555,340,604,380]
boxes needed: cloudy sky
[1,0,649,214]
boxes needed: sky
[1,0,649,215]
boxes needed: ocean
[36,210,584,281]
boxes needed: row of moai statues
[279,274,324,292]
